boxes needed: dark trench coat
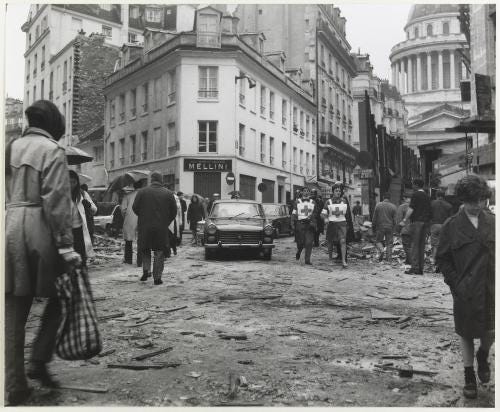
[132,182,177,252]
[435,208,495,338]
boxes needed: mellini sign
[184,159,232,172]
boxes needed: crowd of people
[4,100,495,405]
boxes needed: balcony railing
[130,107,136,117]
[269,156,274,165]
[119,112,125,122]
[300,166,304,174]
[269,110,274,120]
[260,106,266,115]
[321,97,327,107]
[168,92,176,104]
[239,93,245,105]
[282,116,287,126]
[260,153,265,162]
[293,124,298,133]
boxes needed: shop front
[184,158,232,199]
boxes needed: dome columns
[391,48,464,95]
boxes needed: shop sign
[353,169,373,179]
[184,159,232,172]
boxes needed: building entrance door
[194,172,221,199]
[262,179,275,203]
[239,174,256,200]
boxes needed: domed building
[389,4,471,183]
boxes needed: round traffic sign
[226,172,235,185]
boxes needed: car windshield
[263,204,280,216]
[212,202,263,218]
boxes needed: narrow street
[23,234,494,407]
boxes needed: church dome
[407,4,460,24]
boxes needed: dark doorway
[262,179,275,203]
[194,172,221,199]
[240,174,256,200]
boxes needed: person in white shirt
[322,185,348,268]
[291,189,317,265]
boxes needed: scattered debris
[133,347,173,361]
[187,371,202,378]
[396,316,412,324]
[99,312,126,321]
[341,315,364,321]
[381,355,408,360]
[107,363,169,370]
[251,295,283,300]
[218,333,248,341]
[97,349,116,357]
[237,360,254,365]
[370,309,400,320]
[59,385,109,393]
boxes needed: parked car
[94,202,123,237]
[204,199,275,260]
[262,203,293,238]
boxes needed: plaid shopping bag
[55,266,102,360]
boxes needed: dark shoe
[404,269,423,275]
[476,348,491,383]
[305,261,312,265]
[296,251,301,260]
[342,263,348,269]
[463,367,478,399]
[140,272,150,281]
[7,387,33,406]
[27,362,59,388]
[154,279,163,285]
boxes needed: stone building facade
[352,54,418,213]
[104,6,317,202]
[5,97,24,143]
[234,4,358,195]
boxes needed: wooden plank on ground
[133,347,173,361]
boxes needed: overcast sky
[4,3,411,100]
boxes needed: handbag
[55,266,102,360]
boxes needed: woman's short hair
[455,174,491,202]
[25,100,65,140]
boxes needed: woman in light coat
[69,170,97,265]
[5,100,82,405]
[121,180,143,265]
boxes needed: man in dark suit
[400,178,431,275]
[133,172,177,285]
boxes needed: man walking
[400,178,431,275]
[133,172,177,285]
[310,189,324,247]
[430,190,453,271]
[372,192,397,262]
[395,193,412,265]
[292,189,317,265]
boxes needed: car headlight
[264,224,274,236]
[206,224,217,235]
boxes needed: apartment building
[104,6,316,202]
[235,4,358,193]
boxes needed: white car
[94,202,122,236]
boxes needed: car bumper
[205,243,275,249]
